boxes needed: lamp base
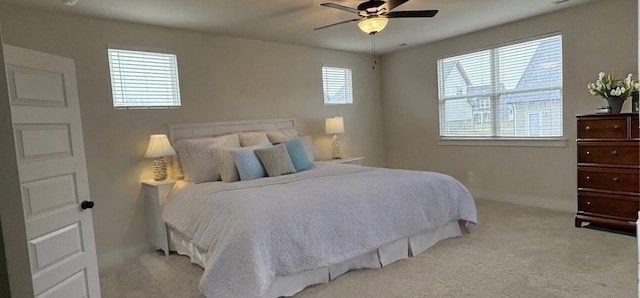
[331,135,343,159]
[152,156,168,181]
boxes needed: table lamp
[325,117,345,159]
[144,134,176,181]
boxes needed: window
[108,48,181,108]
[437,35,562,138]
[322,66,353,105]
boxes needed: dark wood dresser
[575,113,639,231]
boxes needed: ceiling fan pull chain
[371,33,377,70]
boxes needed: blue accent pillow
[231,148,267,181]
[284,139,314,172]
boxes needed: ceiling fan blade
[378,0,409,12]
[314,18,360,30]
[384,10,439,18]
[320,3,359,14]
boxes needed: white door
[4,45,100,297]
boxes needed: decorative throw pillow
[266,128,299,143]
[173,137,217,183]
[213,144,269,182]
[231,146,271,181]
[280,127,299,138]
[212,133,241,148]
[255,144,297,177]
[284,139,314,172]
[239,132,270,147]
[211,146,241,182]
[173,133,240,183]
[297,135,315,162]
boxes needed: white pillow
[239,132,270,147]
[173,134,240,183]
[297,135,315,162]
[266,128,299,143]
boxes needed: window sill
[114,106,180,110]
[437,137,567,147]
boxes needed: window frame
[322,65,354,105]
[436,33,565,146]
[107,45,182,109]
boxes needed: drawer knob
[613,177,619,182]
[586,201,591,205]
[613,124,620,129]
[586,176,591,181]
[612,150,618,156]
[585,126,591,131]
[586,151,591,156]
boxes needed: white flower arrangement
[587,72,639,100]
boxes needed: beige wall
[381,0,638,212]
[0,5,386,267]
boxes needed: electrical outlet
[467,171,475,183]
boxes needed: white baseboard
[97,243,152,270]
[467,187,574,213]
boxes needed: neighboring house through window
[437,34,563,138]
[108,47,181,108]
[322,66,353,105]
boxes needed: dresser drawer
[632,118,639,139]
[578,167,639,193]
[578,192,638,220]
[577,118,627,139]
[577,142,639,165]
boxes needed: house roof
[443,61,472,86]
[505,37,562,104]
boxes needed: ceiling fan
[314,0,438,34]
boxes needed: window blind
[437,35,563,138]
[322,66,353,105]
[108,48,181,108]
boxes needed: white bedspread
[163,164,477,298]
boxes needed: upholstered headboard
[168,118,296,144]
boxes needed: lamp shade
[358,17,388,34]
[144,134,176,158]
[325,117,345,135]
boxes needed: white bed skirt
[168,220,464,298]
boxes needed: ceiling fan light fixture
[358,17,388,34]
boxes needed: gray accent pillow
[255,144,297,177]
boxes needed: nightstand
[317,156,364,166]
[141,179,176,256]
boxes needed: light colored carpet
[100,199,637,298]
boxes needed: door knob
[81,200,95,209]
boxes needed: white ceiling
[0,0,595,55]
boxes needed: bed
[160,118,477,298]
